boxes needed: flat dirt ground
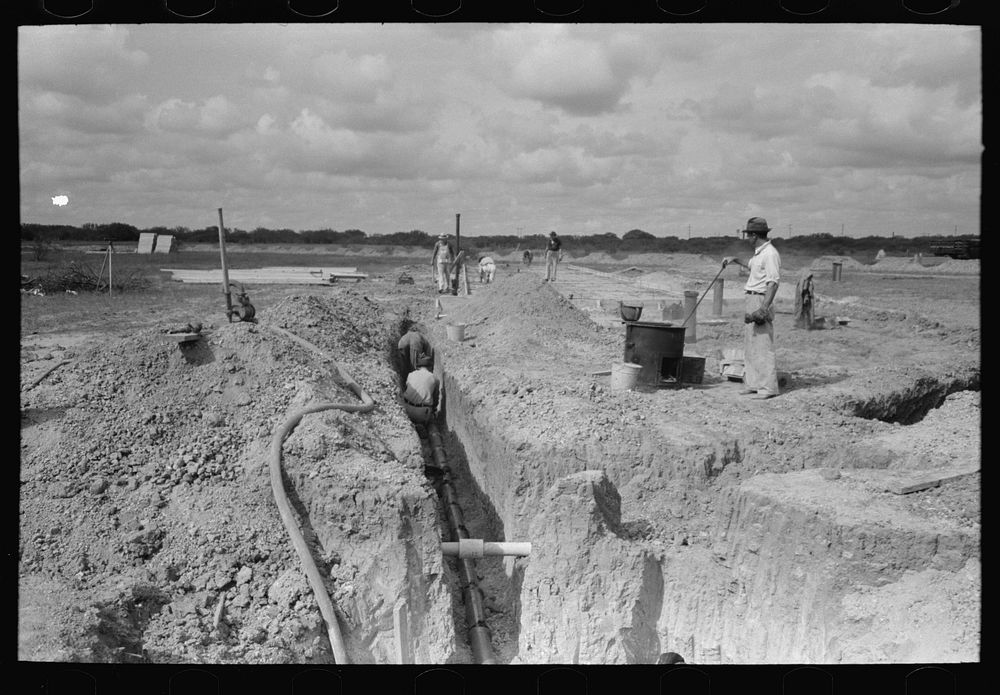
[19,244,979,665]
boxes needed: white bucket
[610,362,642,390]
[446,323,466,341]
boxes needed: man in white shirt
[724,217,781,399]
[404,354,439,409]
[478,255,496,283]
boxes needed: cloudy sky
[18,23,980,238]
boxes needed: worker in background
[404,354,439,410]
[432,234,454,293]
[793,268,815,330]
[544,231,562,282]
[397,325,433,375]
[723,216,781,400]
[523,249,533,266]
[478,255,496,283]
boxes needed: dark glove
[743,312,755,324]
[751,308,768,324]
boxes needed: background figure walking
[432,234,454,293]
[544,231,562,282]
[723,216,781,400]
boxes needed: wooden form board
[154,235,175,253]
[883,466,979,495]
[160,268,367,284]
[137,233,157,254]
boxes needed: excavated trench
[19,288,975,665]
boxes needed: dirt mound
[19,291,456,664]
[809,255,868,271]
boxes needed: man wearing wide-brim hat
[432,233,455,293]
[723,217,781,400]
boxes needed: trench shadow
[432,422,524,661]
[176,337,216,366]
[20,406,67,429]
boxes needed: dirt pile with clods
[19,290,456,664]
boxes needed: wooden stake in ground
[217,208,233,321]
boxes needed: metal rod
[108,242,113,297]
[217,208,233,321]
[681,262,727,328]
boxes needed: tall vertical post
[108,241,113,297]
[712,278,724,316]
[452,213,461,295]
[218,208,233,321]
[683,290,698,343]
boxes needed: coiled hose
[265,325,376,664]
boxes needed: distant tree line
[20,222,977,259]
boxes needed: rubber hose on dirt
[264,325,377,665]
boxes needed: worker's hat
[438,234,449,240]
[743,217,771,234]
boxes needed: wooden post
[108,241,113,297]
[712,278,724,316]
[452,213,461,294]
[218,208,233,321]
[393,599,411,664]
[683,290,698,343]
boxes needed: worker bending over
[404,354,439,409]
[478,255,496,283]
[397,326,433,374]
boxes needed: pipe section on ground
[264,324,377,665]
[441,540,532,558]
[427,421,498,665]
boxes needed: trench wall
[441,373,732,542]
[441,371,979,663]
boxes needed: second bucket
[446,323,466,342]
[610,362,642,390]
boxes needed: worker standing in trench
[723,216,781,400]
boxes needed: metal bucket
[619,302,643,322]
[446,323,466,341]
[610,362,643,390]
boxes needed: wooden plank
[885,466,979,495]
[393,599,410,665]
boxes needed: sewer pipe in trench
[425,420,497,665]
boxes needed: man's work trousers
[743,294,779,396]
[436,261,451,291]
[545,250,559,281]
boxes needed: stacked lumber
[160,267,368,285]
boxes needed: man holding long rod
[723,216,781,400]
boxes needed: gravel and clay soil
[19,248,979,665]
